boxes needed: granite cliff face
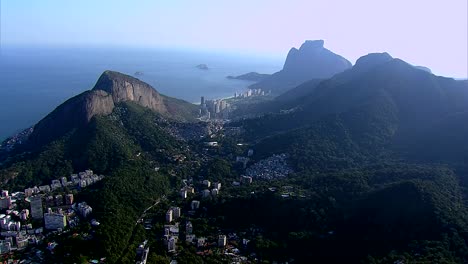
[83,89,115,121]
[28,71,197,146]
[250,40,352,94]
[91,70,169,118]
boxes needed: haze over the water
[2,0,467,78]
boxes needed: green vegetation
[221,60,468,262]
[195,164,468,263]
[0,102,189,262]
[1,59,468,263]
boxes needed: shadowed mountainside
[249,40,352,94]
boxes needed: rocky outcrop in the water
[250,40,352,94]
[29,71,197,146]
[227,72,271,82]
[196,64,209,70]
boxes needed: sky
[1,0,467,78]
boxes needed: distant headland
[196,64,209,70]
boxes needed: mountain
[238,55,468,263]
[226,72,271,82]
[28,71,198,147]
[0,73,202,262]
[249,40,352,94]
[414,65,432,73]
[241,52,468,164]
[1,52,467,263]
[229,53,393,120]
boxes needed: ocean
[0,46,282,141]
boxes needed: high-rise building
[220,100,227,110]
[45,196,54,207]
[0,196,11,210]
[202,180,211,188]
[0,190,10,210]
[65,194,74,205]
[60,177,68,186]
[55,195,63,206]
[186,186,195,194]
[197,237,206,247]
[180,189,187,199]
[44,211,67,230]
[166,210,173,223]
[30,195,43,219]
[186,221,193,234]
[191,200,200,210]
[241,175,253,184]
[172,207,181,219]
[218,235,227,247]
[200,96,205,106]
[168,236,177,252]
[0,241,11,254]
[77,202,92,218]
[247,149,254,157]
[136,241,149,264]
[16,236,28,249]
[24,188,34,197]
[20,209,29,220]
[202,189,211,198]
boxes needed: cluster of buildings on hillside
[135,240,149,264]
[163,207,182,253]
[0,190,95,255]
[234,88,268,99]
[0,191,44,254]
[0,170,100,256]
[161,122,211,142]
[0,127,33,152]
[24,170,104,196]
[161,202,231,256]
[179,179,222,200]
[245,153,293,180]
[201,180,221,199]
[199,96,230,120]
[161,177,227,255]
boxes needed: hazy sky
[2,0,467,78]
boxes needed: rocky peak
[299,40,325,50]
[28,71,196,146]
[92,70,166,114]
[354,52,393,72]
[414,66,432,74]
[250,40,352,94]
[282,40,352,75]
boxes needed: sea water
[0,46,282,140]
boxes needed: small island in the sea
[196,64,209,70]
[134,71,144,76]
